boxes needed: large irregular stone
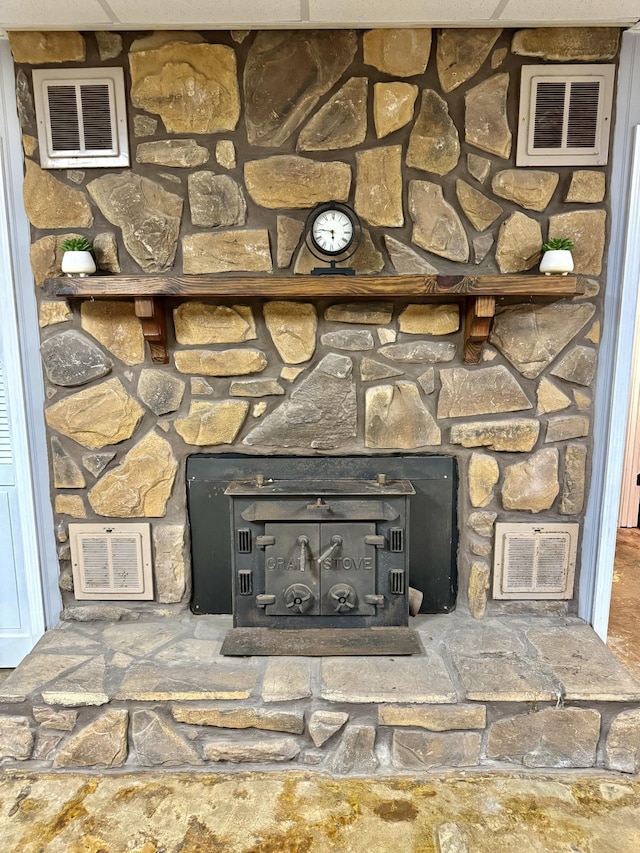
[116,659,257,701]
[45,379,143,449]
[379,704,486,731]
[452,653,558,702]
[188,173,246,228]
[438,366,531,419]
[172,706,304,735]
[363,28,432,76]
[23,161,93,229]
[96,32,123,61]
[373,82,418,139]
[264,301,317,364]
[132,710,202,766]
[93,232,120,273]
[495,211,542,273]
[366,382,441,448]
[325,303,393,325]
[551,345,597,387]
[298,77,368,151]
[393,730,481,770]
[537,378,571,414]
[54,495,86,518]
[489,302,596,379]
[41,657,108,706]
[243,354,357,450]
[548,210,606,276]
[136,139,209,168]
[605,709,640,773]
[384,236,438,274]
[32,708,78,731]
[566,171,605,203]
[473,234,494,265]
[355,145,403,227]
[545,415,589,443]
[492,170,559,212]
[153,525,187,604]
[137,370,185,416]
[39,300,72,328]
[309,711,349,747]
[468,560,491,619]
[487,708,601,768]
[322,654,456,704]
[202,738,300,763]
[455,180,503,232]
[262,658,311,702]
[130,41,239,133]
[276,216,305,268]
[294,227,384,275]
[409,181,468,262]
[561,443,587,515]
[174,348,268,376]
[321,330,374,351]
[245,155,351,209]
[0,653,92,702]
[407,90,460,176]
[230,380,285,397]
[51,436,85,489]
[81,301,145,366]
[451,418,540,451]
[9,31,86,63]
[360,359,403,381]
[88,431,178,517]
[502,449,559,512]
[0,717,34,760]
[437,28,502,92]
[53,710,128,768]
[87,174,182,273]
[174,303,256,345]
[244,31,357,147]
[175,401,249,446]
[398,304,459,335]
[40,331,112,387]
[465,74,511,159]
[380,341,456,363]
[468,452,499,507]
[16,69,35,129]
[332,725,378,774]
[183,231,272,274]
[512,28,620,61]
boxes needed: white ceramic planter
[539,249,574,276]
[61,250,96,277]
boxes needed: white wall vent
[69,522,153,600]
[32,68,129,169]
[517,64,615,167]
[493,522,579,600]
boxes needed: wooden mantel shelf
[44,273,582,365]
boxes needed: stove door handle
[317,535,343,566]
[297,535,310,572]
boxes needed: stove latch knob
[297,535,311,572]
[328,583,357,613]
[256,535,275,548]
[365,534,386,548]
[364,594,385,608]
[284,584,315,614]
[317,535,343,566]
[256,594,276,607]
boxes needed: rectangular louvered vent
[33,68,129,169]
[493,523,578,600]
[389,568,405,595]
[389,528,404,553]
[69,523,153,600]
[238,570,253,596]
[237,529,252,554]
[0,360,12,467]
[517,65,614,166]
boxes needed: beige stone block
[393,730,481,770]
[45,378,143,450]
[81,301,145,366]
[465,73,511,159]
[398,304,459,336]
[230,380,284,398]
[453,653,558,702]
[548,210,606,276]
[545,415,589,443]
[468,561,490,619]
[264,301,317,364]
[132,709,202,767]
[455,180,503,232]
[276,216,304,269]
[512,27,619,61]
[262,658,311,702]
[384,235,438,275]
[174,400,249,446]
[467,153,491,183]
[437,28,502,92]
[32,708,78,731]
[365,382,441,449]
[93,232,120,274]
[88,431,178,518]
[377,328,397,345]
[537,377,571,415]
[378,704,486,731]
[468,511,497,537]
[502,449,559,513]
[23,161,93,229]
[297,77,368,152]
[244,155,351,209]
[492,47,508,69]
[468,452,499,508]
[202,738,300,763]
[171,706,304,734]
[495,211,542,273]
[153,525,187,604]
[0,653,91,702]
[492,170,559,212]
[174,303,256,345]
[280,366,304,383]
[129,41,240,133]
[373,82,418,139]
[116,661,257,701]
[9,31,85,63]
[54,495,86,518]
[407,90,460,177]
[566,171,606,203]
[573,390,592,410]
[42,657,108,707]
[409,180,468,262]
[136,139,209,168]
[308,711,349,747]
[586,321,601,344]
[452,419,540,452]
[22,134,37,156]
[53,710,128,768]
[438,365,531,419]
[363,28,432,77]
[605,709,640,773]
[355,145,403,227]
[133,114,158,137]
[0,717,34,760]
[560,443,587,516]
[182,231,272,274]
[96,32,122,60]
[174,349,268,376]
[216,140,236,169]
[325,303,393,325]
[252,403,267,418]
[51,436,85,489]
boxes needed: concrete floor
[608,527,640,680]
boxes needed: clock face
[311,208,355,256]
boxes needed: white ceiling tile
[107,0,302,26]
[308,0,499,24]
[0,0,112,28]
[499,0,640,24]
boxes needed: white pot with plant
[539,237,575,276]
[60,237,96,277]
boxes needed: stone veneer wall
[10,27,618,616]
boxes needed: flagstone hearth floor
[1,611,640,776]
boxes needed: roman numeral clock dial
[305,202,361,276]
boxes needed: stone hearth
[1,613,639,775]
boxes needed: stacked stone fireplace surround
[2,26,637,776]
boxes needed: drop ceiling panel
[106,0,303,26]
[0,0,112,28]
[308,0,499,24]
[499,0,640,23]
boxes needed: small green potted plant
[540,237,574,276]
[60,236,96,277]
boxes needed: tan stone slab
[453,654,559,702]
[115,662,258,701]
[154,639,223,663]
[202,737,300,763]
[172,705,304,734]
[379,704,486,730]
[0,654,90,702]
[262,658,312,702]
[42,656,109,707]
[101,623,188,658]
[527,626,640,701]
[321,654,457,704]
[447,621,527,657]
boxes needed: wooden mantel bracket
[44,274,582,365]
[133,296,168,364]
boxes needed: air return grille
[33,68,129,169]
[493,523,578,600]
[69,523,153,600]
[517,65,614,166]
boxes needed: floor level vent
[69,522,153,600]
[493,522,578,600]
